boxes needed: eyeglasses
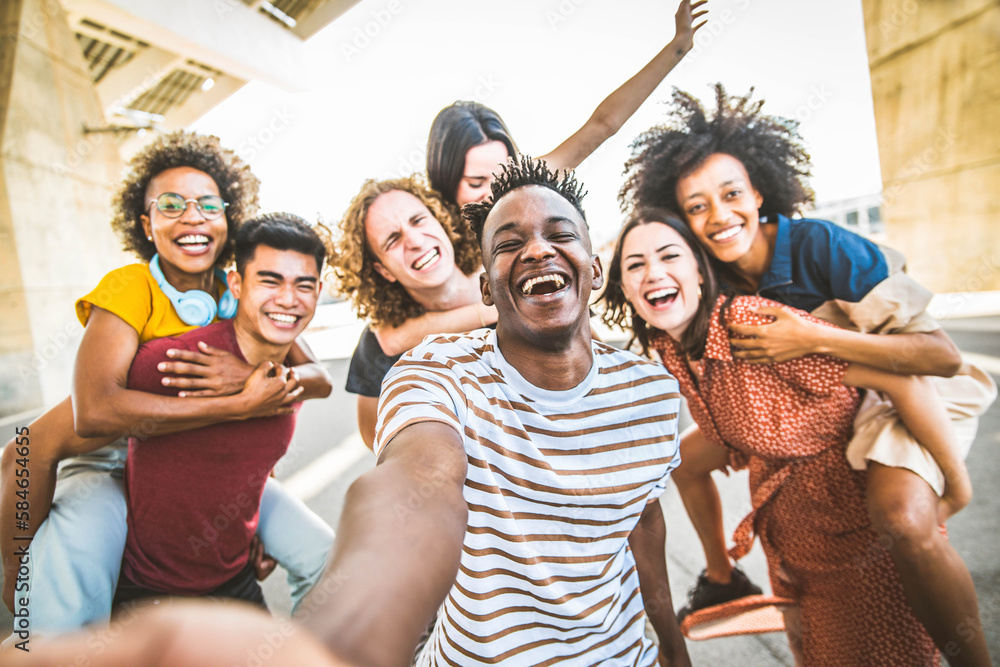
[148,193,228,219]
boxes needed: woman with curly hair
[618,86,994,664]
[331,176,484,447]
[362,0,708,361]
[0,131,335,635]
[599,212,952,664]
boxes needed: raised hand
[158,341,254,397]
[673,0,709,54]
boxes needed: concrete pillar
[0,0,128,418]
[862,0,1000,293]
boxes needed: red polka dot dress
[651,295,938,666]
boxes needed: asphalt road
[3,317,998,663]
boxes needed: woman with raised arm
[0,131,334,636]
[342,0,707,446]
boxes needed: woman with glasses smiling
[0,131,335,638]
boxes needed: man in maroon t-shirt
[115,213,326,608]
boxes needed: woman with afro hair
[618,85,994,664]
[0,131,335,636]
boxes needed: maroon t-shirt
[122,319,298,595]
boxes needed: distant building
[806,193,886,243]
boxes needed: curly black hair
[463,156,587,246]
[619,84,814,218]
[111,131,260,267]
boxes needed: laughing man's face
[480,185,602,350]
[364,190,457,298]
[229,245,321,349]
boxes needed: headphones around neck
[149,254,237,326]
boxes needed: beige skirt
[846,363,997,495]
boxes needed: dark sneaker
[677,567,763,625]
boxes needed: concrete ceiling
[60,0,360,137]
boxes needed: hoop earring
[697,285,703,300]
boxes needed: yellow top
[76,263,224,343]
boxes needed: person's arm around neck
[629,499,691,667]
[72,308,293,438]
[374,302,497,357]
[730,305,962,377]
[155,337,332,400]
[539,0,706,171]
[300,421,468,667]
[285,337,334,399]
[810,327,961,377]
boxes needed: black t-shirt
[345,325,401,398]
[345,323,499,398]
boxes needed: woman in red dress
[599,211,953,665]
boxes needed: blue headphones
[149,254,237,326]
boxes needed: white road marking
[281,432,371,502]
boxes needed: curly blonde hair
[111,131,260,266]
[330,176,482,328]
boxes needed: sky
[192,0,882,250]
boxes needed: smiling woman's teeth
[645,287,678,306]
[413,248,440,270]
[521,274,566,295]
[177,234,210,246]
[267,313,297,324]
[710,226,741,241]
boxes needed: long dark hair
[426,101,518,207]
[599,209,720,359]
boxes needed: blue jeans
[12,443,334,637]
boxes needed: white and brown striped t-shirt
[375,329,681,667]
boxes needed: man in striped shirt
[304,157,690,666]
